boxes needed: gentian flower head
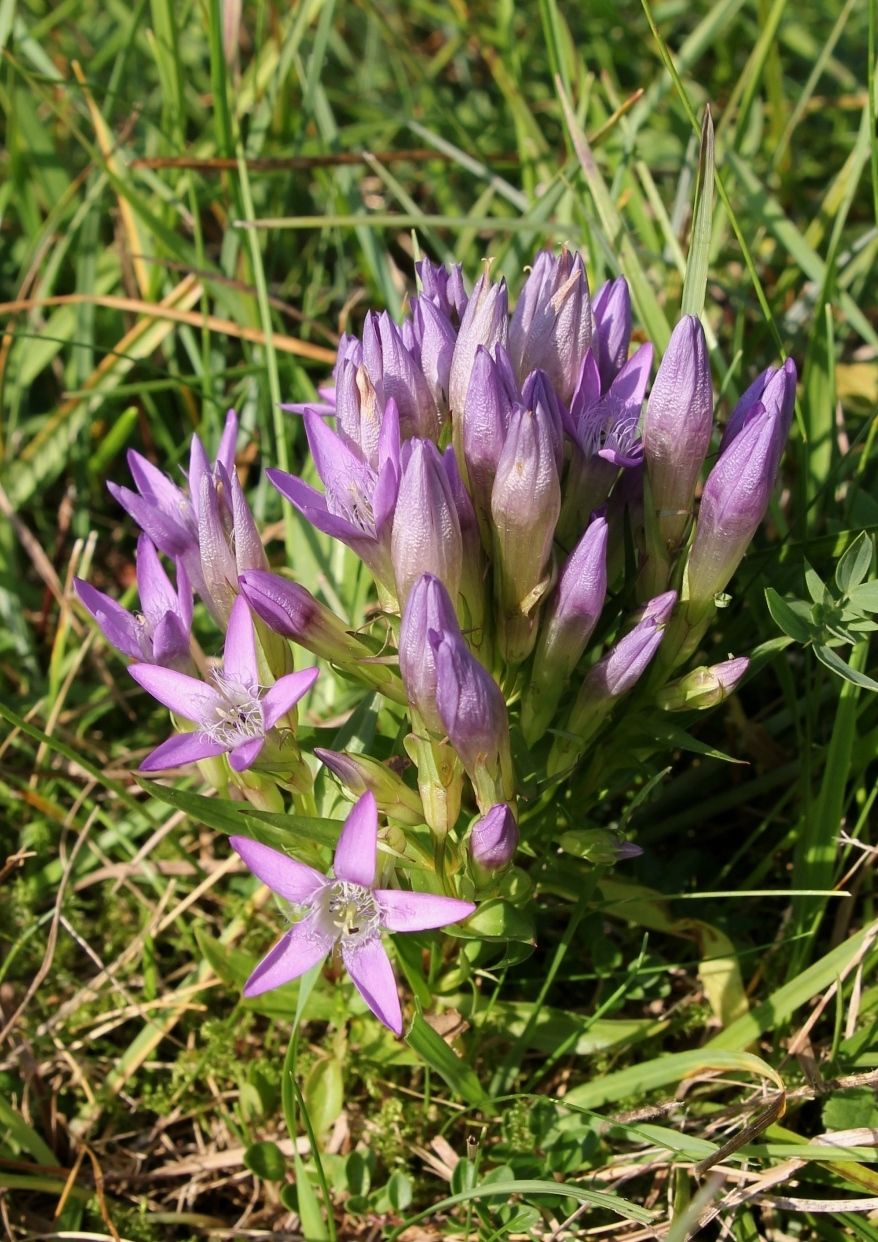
[107,409,259,625]
[129,595,318,772]
[268,401,401,592]
[230,791,475,1034]
[74,536,192,671]
[508,248,594,404]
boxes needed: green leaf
[835,532,874,595]
[813,644,878,691]
[453,899,535,944]
[387,1169,413,1211]
[303,1058,344,1138]
[563,1047,783,1109]
[243,1140,287,1182]
[765,587,817,644]
[680,106,714,318]
[804,564,827,605]
[405,1013,493,1110]
[822,1087,878,1133]
[847,581,878,614]
[139,781,341,850]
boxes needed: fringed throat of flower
[322,880,382,949]
[205,668,265,746]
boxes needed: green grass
[1,0,877,1238]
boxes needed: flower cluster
[76,249,796,1034]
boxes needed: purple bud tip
[470,804,519,870]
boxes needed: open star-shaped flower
[230,791,475,1035]
[130,594,318,772]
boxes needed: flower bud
[315,748,426,826]
[558,828,643,865]
[417,258,468,322]
[239,570,361,663]
[391,439,463,609]
[469,804,519,880]
[430,627,513,807]
[520,368,564,471]
[411,295,456,416]
[657,656,749,711]
[643,315,713,555]
[592,276,632,390]
[585,589,676,702]
[334,359,383,467]
[509,249,593,404]
[398,573,461,734]
[491,402,561,663]
[685,394,791,611]
[449,271,509,417]
[460,345,517,527]
[522,511,609,744]
[363,311,440,441]
[720,358,796,456]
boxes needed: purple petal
[333,791,378,886]
[230,836,327,903]
[376,889,475,932]
[150,612,191,668]
[74,579,143,659]
[135,536,178,618]
[139,730,227,771]
[188,435,211,520]
[223,595,259,687]
[216,408,239,476]
[243,917,333,998]
[228,466,267,574]
[175,558,193,630]
[261,666,319,731]
[611,341,653,406]
[127,449,186,514]
[129,663,222,723]
[107,482,192,556]
[343,937,402,1035]
[229,736,266,771]
[267,470,368,546]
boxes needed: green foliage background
[1,0,876,1237]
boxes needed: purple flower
[230,791,474,1034]
[268,402,401,590]
[509,249,593,404]
[459,345,518,527]
[391,439,463,608]
[657,656,749,710]
[469,803,519,874]
[522,511,609,743]
[239,569,370,664]
[592,276,632,391]
[109,410,237,558]
[417,258,468,323]
[560,344,652,540]
[196,462,268,624]
[398,573,461,734]
[410,295,456,416]
[449,270,509,417]
[429,626,511,800]
[129,595,318,772]
[720,359,795,453]
[685,378,794,610]
[363,311,440,441]
[491,401,561,662]
[583,590,677,702]
[108,410,252,623]
[643,315,713,553]
[74,536,192,670]
[315,748,425,827]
